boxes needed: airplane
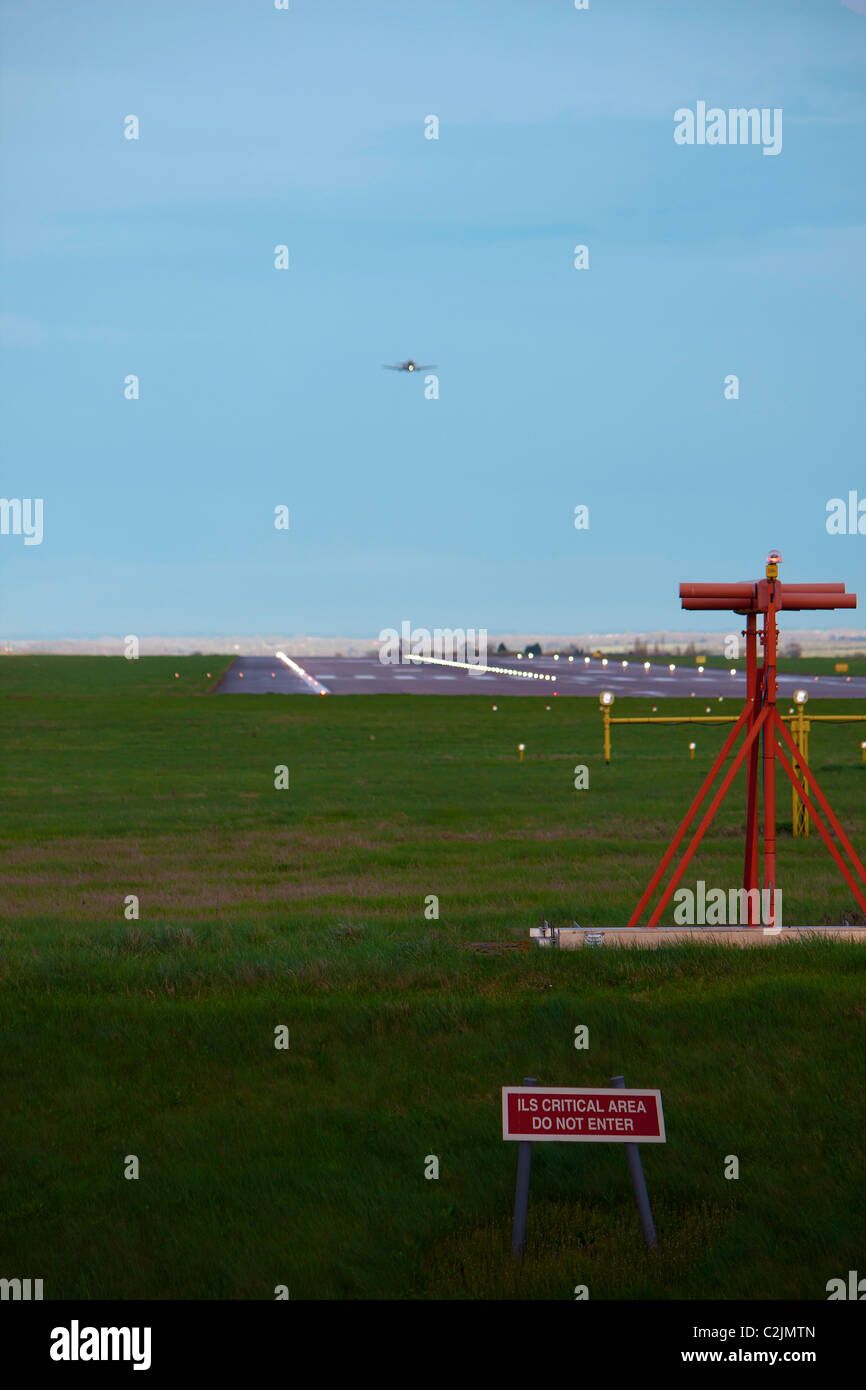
[382,358,437,373]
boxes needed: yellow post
[599,692,614,764]
[792,698,810,837]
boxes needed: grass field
[1,656,865,1300]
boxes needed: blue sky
[2,0,865,638]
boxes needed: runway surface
[215,655,866,699]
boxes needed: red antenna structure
[630,552,866,927]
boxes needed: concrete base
[555,927,866,949]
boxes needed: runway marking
[393,675,416,680]
[433,675,457,680]
[353,675,375,680]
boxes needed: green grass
[0,652,223,698]
[1,656,865,1300]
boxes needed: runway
[215,655,866,699]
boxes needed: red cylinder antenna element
[628,555,864,929]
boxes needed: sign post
[612,1074,657,1250]
[503,1080,665,1256]
[511,1077,537,1257]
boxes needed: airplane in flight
[382,358,437,373]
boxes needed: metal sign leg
[511,1077,537,1257]
[612,1075,658,1250]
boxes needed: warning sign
[502,1087,665,1142]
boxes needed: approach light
[599,691,614,707]
[794,690,808,706]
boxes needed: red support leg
[762,589,779,923]
[643,706,770,927]
[772,725,866,915]
[772,711,866,891]
[743,613,761,924]
[627,704,752,927]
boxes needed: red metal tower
[629,553,866,927]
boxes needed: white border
[501,1086,666,1143]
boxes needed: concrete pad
[555,927,866,948]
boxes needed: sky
[1,0,865,639]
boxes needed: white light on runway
[404,652,555,682]
[275,651,331,695]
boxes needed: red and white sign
[502,1087,665,1143]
